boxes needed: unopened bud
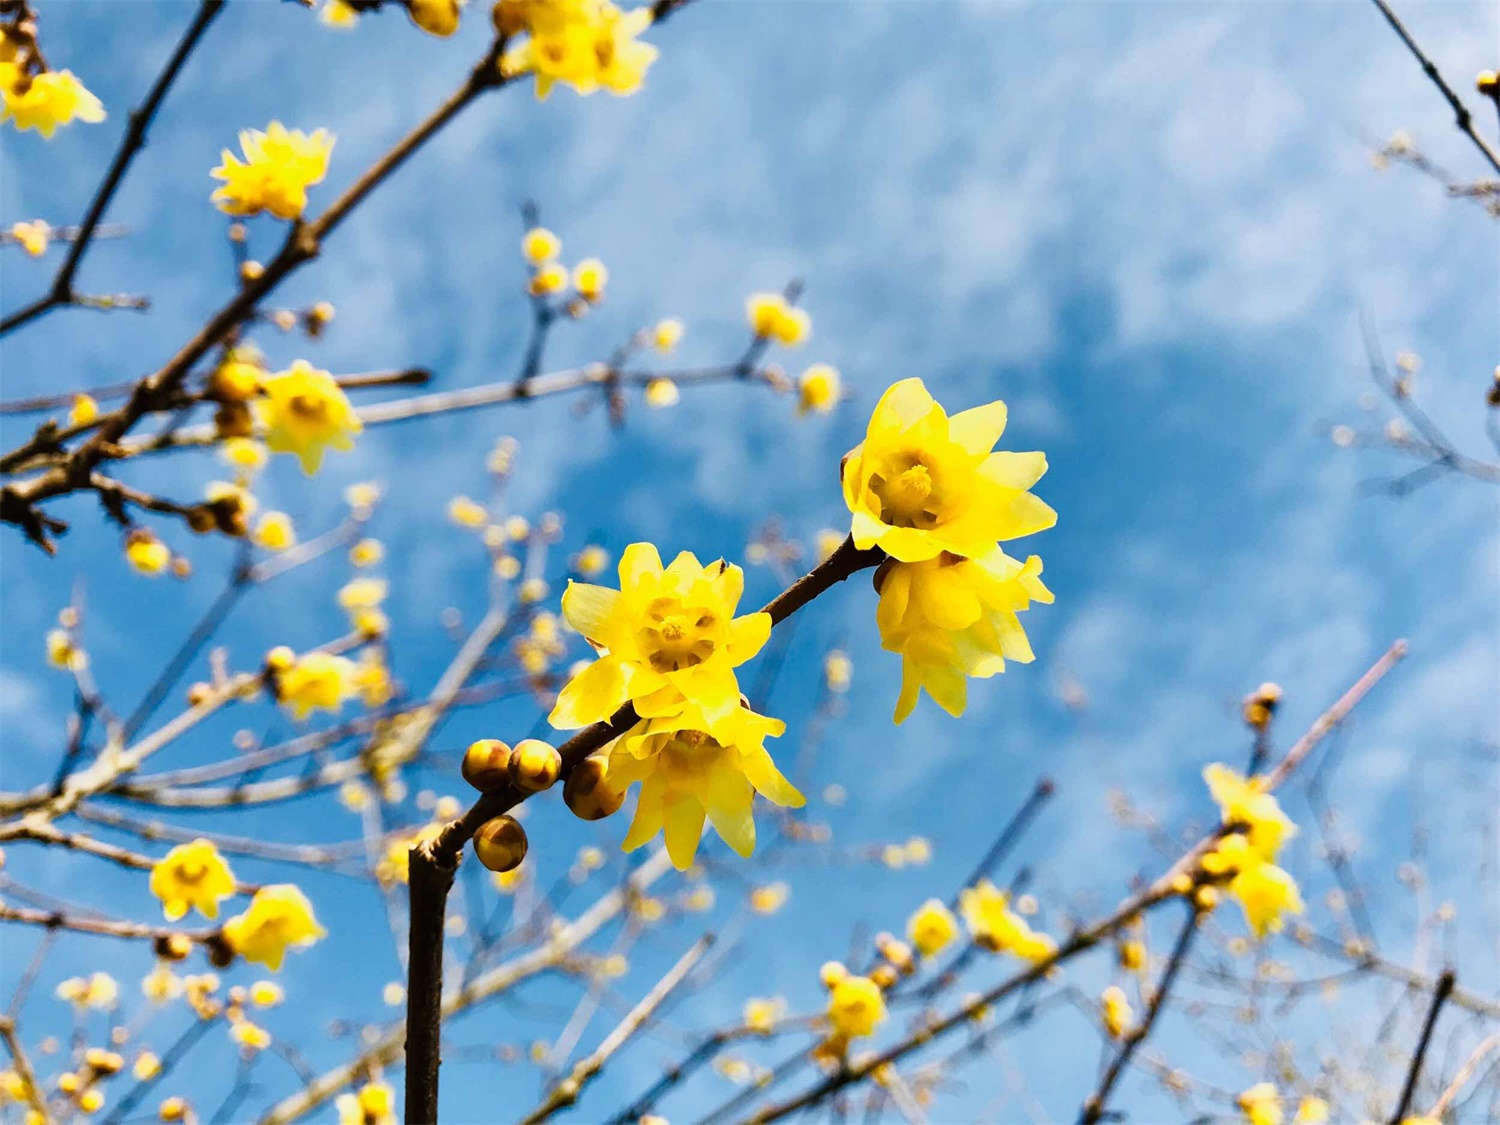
[509,739,561,792]
[474,815,528,872]
[461,739,513,791]
[563,756,624,821]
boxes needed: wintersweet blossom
[958,880,1056,961]
[549,543,771,728]
[1202,834,1304,938]
[826,975,886,1039]
[222,885,325,970]
[906,898,959,957]
[746,291,809,346]
[875,548,1053,722]
[500,0,659,100]
[274,650,356,719]
[1203,763,1296,860]
[256,360,361,474]
[336,1082,396,1125]
[210,122,334,220]
[1237,1083,1283,1125]
[605,702,803,869]
[1,67,105,137]
[149,839,235,921]
[843,378,1055,562]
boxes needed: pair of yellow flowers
[548,378,1057,868]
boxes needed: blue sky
[2,1,1497,1121]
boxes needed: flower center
[639,598,718,672]
[288,393,328,421]
[871,458,944,528]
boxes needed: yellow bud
[460,739,513,791]
[562,756,624,821]
[509,739,561,792]
[521,226,560,264]
[407,0,460,35]
[473,815,527,873]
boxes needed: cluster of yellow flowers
[844,379,1056,721]
[519,224,609,306]
[211,122,335,221]
[1237,1083,1331,1125]
[548,543,803,868]
[821,961,888,1046]
[498,0,659,100]
[1,25,104,138]
[1197,764,1305,938]
[336,1080,397,1125]
[256,359,362,473]
[957,879,1056,961]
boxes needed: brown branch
[1388,968,1456,1123]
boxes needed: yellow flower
[407,0,460,35]
[132,1052,161,1080]
[550,543,772,728]
[652,318,683,352]
[9,219,49,256]
[876,549,1053,723]
[274,650,356,720]
[256,360,360,473]
[249,980,284,1007]
[745,292,809,346]
[574,544,609,576]
[530,261,567,295]
[503,1,658,100]
[350,538,384,567]
[222,885,325,970]
[448,495,488,527]
[605,703,803,869]
[125,531,171,576]
[823,650,852,692]
[906,898,959,957]
[229,1017,271,1051]
[1100,985,1133,1038]
[797,364,841,414]
[826,975,885,1040]
[749,882,790,915]
[1203,763,1296,861]
[149,839,235,921]
[1238,1082,1283,1125]
[211,350,266,401]
[645,377,680,408]
[958,880,1055,961]
[354,651,393,707]
[211,122,334,220]
[66,393,99,427]
[47,628,82,671]
[222,437,268,470]
[844,379,1055,562]
[319,0,359,28]
[337,1082,395,1125]
[1203,835,1304,939]
[742,996,784,1033]
[253,511,295,552]
[573,257,608,300]
[1294,1098,1329,1125]
[2,69,105,137]
[337,577,387,612]
[56,972,117,1010]
[522,226,561,263]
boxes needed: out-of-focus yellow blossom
[522,226,560,263]
[382,981,405,1006]
[9,219,49,256]
[746,292,809,346]
[844,379,1055,562]
[132,1052,161,1080]
[222,884,325,970]
[496,555,523,580]
[229,1017,271,1051]
[222,437,268,471]
[273,650,355,720]
[529,260,568,296]
[653,317,683,352]
[604,703,801,869]
[256,360,360,474]
[826,975,885,1040]
[750,882,790,915]
[1101,985,1133,1038]
[1203,763,1296,861]
[823,649,852,692]
[160,1096,190,1121]
[141,964,181,1004]
[211,349,266,402]
[1202,834,1304,938]
[345,481,381,512]
[645,377,680,408]
[376,824,442,887]
[1238,1082,1283,1125]
[573,257,608,300]
[958,880,1055,961]
[211,122,334,220]
[1293,1098,1328,1125]
[504,515,530,540]
[797,364,841,415]
[2,68,105,137]
[149,838,235,921]
[253,511,295,552]
[319,0,358,27]
[1398,1118,1437,1125]
[125,530,171,576]
[501,0,659,100]
[448,495,487,527]
[350,538,384,567]
[407,0,460,35]
[337,1082,396,1125]
[742,996,784,1033]
[905,836,933,864]
[518,577,549,604]
[68,393,98,426]
[550,543,771,728]
[907,898,959,957]
[815,529,845,563]
[249,980,284,1007]
[56,973,117,1010]
[574,544,609,576]
[337,577,387,613]
[354,651,393,707]
[876,548,1052,723]
[47,628,82,670]
[78,1088,105,1114]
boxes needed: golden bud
[562,755,624,821]
[509,738,561,792]
[474,815,528,872]
[186,506,217,535]
[493,0,528,34]
[461,739,513,791]
[870,964,898,990]
[154,932,193,962]
[213,401,253,439]
[408,0,460,36]
[1477,69,1499,96]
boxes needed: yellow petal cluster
[550,543,771,729]
[149,838,235,921]
[957,880,1055,961]
[210,122,334,220]
[746,292,810,346]
[826,974,886,1040]
[336,1082,395,1125]
[274,650,356,720]
[256,360,361,474]
[222,885,326,970]
[605,701,803,870]
[1203,763,1296,860]
[906,897,959,957]
[1238,1082,1283,1125]
[1199,766,1303,938]
[500,0,658,100]
[1,66,104,137]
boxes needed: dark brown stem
[404,845,459,1125]
[1388,968,1456,1123]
